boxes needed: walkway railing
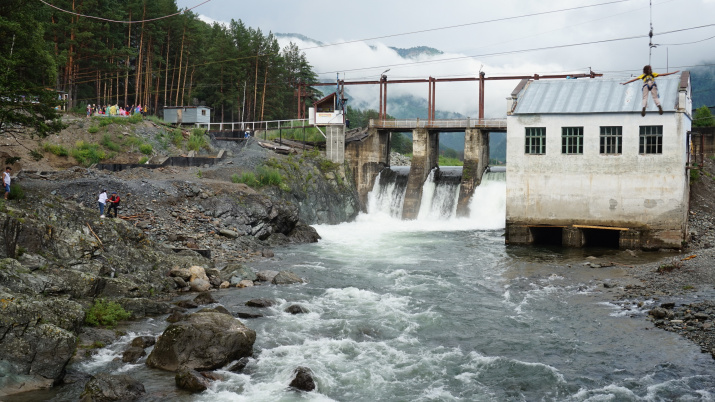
[370,118,507,130]
[196,119,309,131]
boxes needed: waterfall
[365,165,506,229]
[366,166,410,217]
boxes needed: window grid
[639,125,663,154]
[525,127,546,154]
[600,126,622,154]
[561,127,583,154]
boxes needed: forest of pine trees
[1,0,320,125]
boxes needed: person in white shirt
[98,189,108,218]
[3,167,11,200]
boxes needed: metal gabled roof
[512,73,685,114]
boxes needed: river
[20,169,715,401]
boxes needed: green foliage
[88,126,100,134]
[30,149,44,161]
[85,299,131,327]
[71,141,107,167]
[101,134,120,152]
[171,129,184,147]
[319,159,339,172]
[390,132,413,154]
[234,166,284,188]
[139,143,153,155]
[4,156,20,165]
[9,184,25,200]
[691,167,700,183]
[693,105,715,127]
[188,130,208,151]
[196,169,202,178]
[139,156,149,164]
[439,155,464,166]
[42,143,69,157]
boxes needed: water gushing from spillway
[365,166,506,229]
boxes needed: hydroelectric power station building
[505,72,692,249]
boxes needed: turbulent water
[26,167,715,401]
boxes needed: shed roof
[512,73,687,114]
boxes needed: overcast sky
[177,0,715,117]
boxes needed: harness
[642,74,657,90]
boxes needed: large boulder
[222,264,257,284]
[79,373,145,401]
[272,271,304,285]
[289,366,316,392]
[175,368,210,392]
[146,311,255,371]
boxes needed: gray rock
[189,278,211,292]
[173,277,187,288]
[219,229,239,238]
[130,336,156,349]
[246,298,276,308]
[228,357,250,373]
[236,312,263,319]
[273,271,304,285]
[650,307,669,319]
[166,311,186,323]
[289,366,316,392]
[198,305,231,315]
[262,249,275,258]
[175,368,210,393]
[285,305,308,315]
[118,298,173,318]
[175,299,198,309]
[146,311,256,371]
[194,292,217,305]
[122,347,146,363]
[256,270,279,282]
[223,264,257,283]
[79,373,145,401]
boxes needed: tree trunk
[134,4,146,106]
[124,10,132,107]
[175,26,186,106]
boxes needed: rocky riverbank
[0,135,360,397]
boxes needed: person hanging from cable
[621,65,679,116]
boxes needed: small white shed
[163,106,211,125]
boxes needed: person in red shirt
[107,192,121,218]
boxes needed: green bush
[235,172,258,186]
[85,299,131,327]
[101,134,121,152]
[9,184,25,200]
[139,156,149,164]
[30,149,44,161]
[42,143,69,157]
[256,165,283,186]
[88,126,99,134]
[188,130,208,151]
[171,129,184,147]
[71,141,107,167]
[231,173,240,183]
[139,143,153,155]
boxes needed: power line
[38,0,213,24]
[296,0,634,53]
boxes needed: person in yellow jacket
[621,65,679,116]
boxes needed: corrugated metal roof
[512,74,684,114]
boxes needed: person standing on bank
[3,167,11,200]
[107,192,120,218]
[621,65,680,116]
[98,189,108,218]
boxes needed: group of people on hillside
[97,189,121,218]
[86,104,147,118]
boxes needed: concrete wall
[456,128,489,217]
[402,129,439,219]
[345,128,390,210]
[326,125,345,164]
[505,111,691,249]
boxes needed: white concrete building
[505,73,692,249]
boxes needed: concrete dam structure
[346,120,506,220]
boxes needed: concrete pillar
[619,230,640,250]
[326,125,345,163]
[345,128,390,210]
[505,224,533,245]
[562,227,585,247]
[402,128,438,219]
[456,128,489,217]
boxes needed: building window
[639,125,663,154]
[561,127,583,154]
[600,126,622,154]
[201,110,207,116]
[525,127,546,154]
